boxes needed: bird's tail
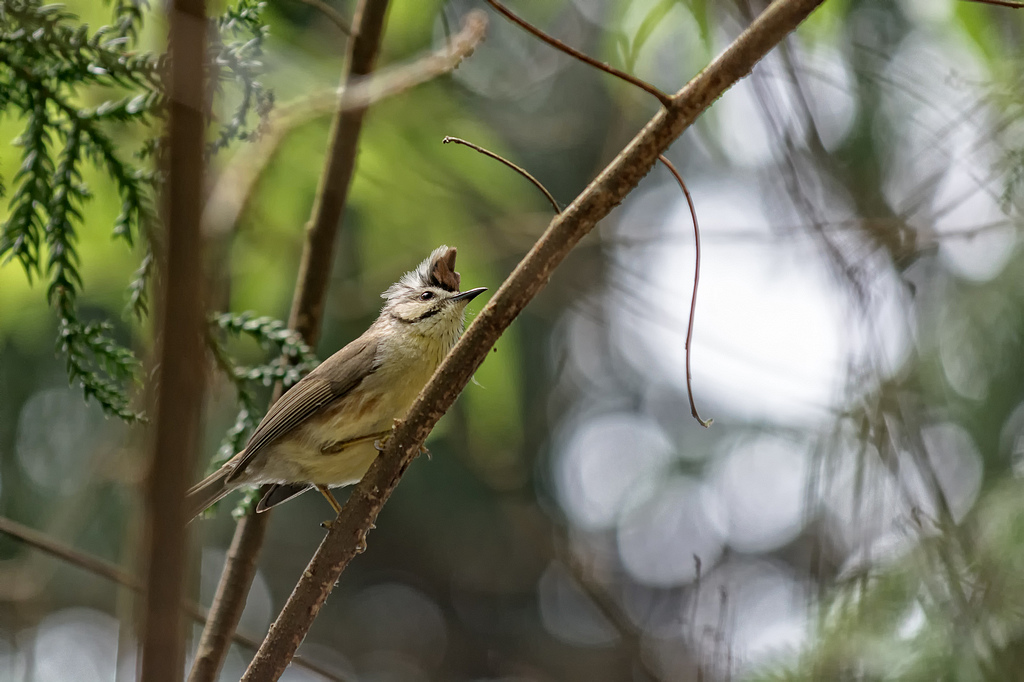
[185,465,235,520]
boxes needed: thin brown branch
[326,10,485,109]
[241,1,826,679]
[188,498,272,682]
[0,516,137,588]
[141,0,208,679]
[203,12,489,242]
[190,1,399,680]
[962,0,1024,7]
[0,517,347,682]
[554,535,666,682]
[483,0,673,107]
[291,0,352,34]
[291,0,420,337]
[657,154,712,428]
[442,136,560,213]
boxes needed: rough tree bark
[187,1,393,680]
[139,0,207,679]
[242,0,828,679]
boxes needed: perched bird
[186,246,486,519]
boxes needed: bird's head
[382,246,486,340]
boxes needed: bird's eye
[420,291,434,301]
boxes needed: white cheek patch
[393,300,425,322]
[396,302,416,320]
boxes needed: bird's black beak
[451,287,487,303]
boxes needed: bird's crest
[384,245,461,299]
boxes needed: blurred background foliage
[3,0,1024,680]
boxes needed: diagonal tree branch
[961,0,1024,7]
[0,516,348,682]
[188,1,395,680]
[0,515,138,588]
[241,0,828,679]
[289,0,393,338]
[203,12,488,244]
[551,529,667,682]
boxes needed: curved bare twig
[658,154,712,428]
[442,136,561,213]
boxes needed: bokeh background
[4,0,1024,680]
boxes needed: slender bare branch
[188,1,397,680]
[0,516,348,681]
[657,154,712,428]
[0,516,137,588]
[483,0,672,106]
[291,0,352,34]
[962,0,1024,7]
[241,1,827,679]
[554,534,666,682]
[141,0,208,679]
[442,136,560,213]
[188,499,272,682]
[203,11,488,242]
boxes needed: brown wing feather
[226,333,379,482]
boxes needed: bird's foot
[316,484,342,531]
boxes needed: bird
[186,245,486,520]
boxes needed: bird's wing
[255,483,311,512]
[226,334,379,482]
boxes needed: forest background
[2,0,1024,681]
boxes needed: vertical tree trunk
[139,0,208,679]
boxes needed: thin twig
[202,12,489,242]
[962,0,1024,7]
[292,0,352,34]
[483,0,672,107]
[657,154,712,428]
[0,516,348,681]
[328,9,485,110]
[141,0,208,678]
[440,2,453,45]
[241,2,826,679]
[442,136,560,213]
[0,516,137,587]
[554,535,666,681]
